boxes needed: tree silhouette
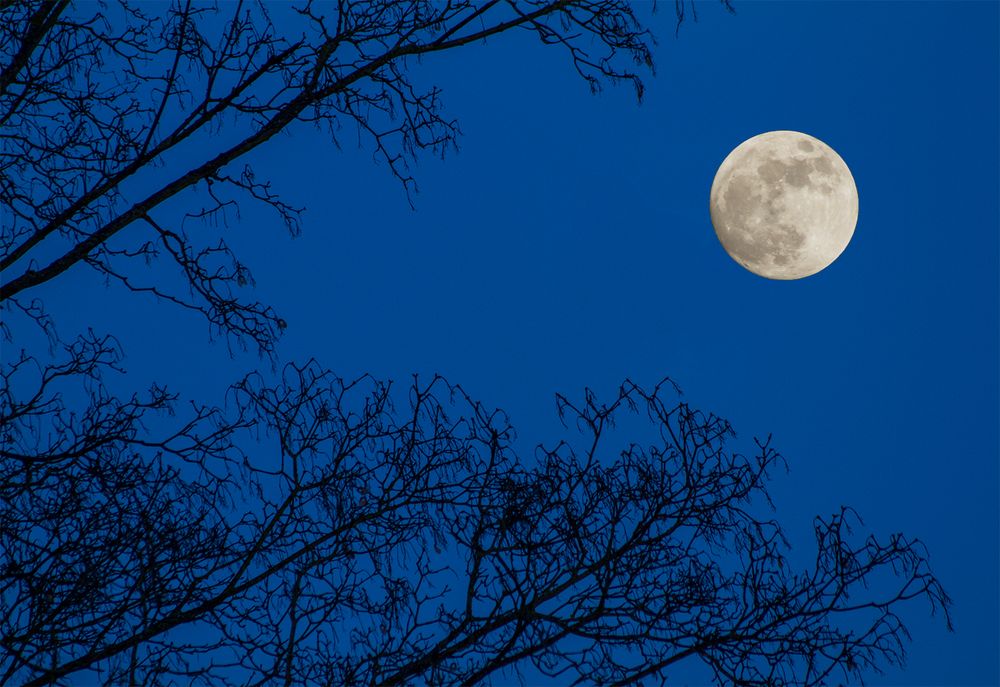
[1,0,661,350]
[1,2,949,686]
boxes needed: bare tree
[0,0,662,352]
[1,1,949,686]
[2,352,950,686]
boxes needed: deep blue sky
[45,1,998,683]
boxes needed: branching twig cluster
[1,0,653,354]
[1,357,951,685]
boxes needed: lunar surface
[709,131,858,280]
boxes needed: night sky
[43,1,998,683]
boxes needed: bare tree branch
[1,0,654,354]
[1,360,952,686]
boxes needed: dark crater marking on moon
[757,154,837,193]
[718,173,806,268]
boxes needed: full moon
[709,131,858,280]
